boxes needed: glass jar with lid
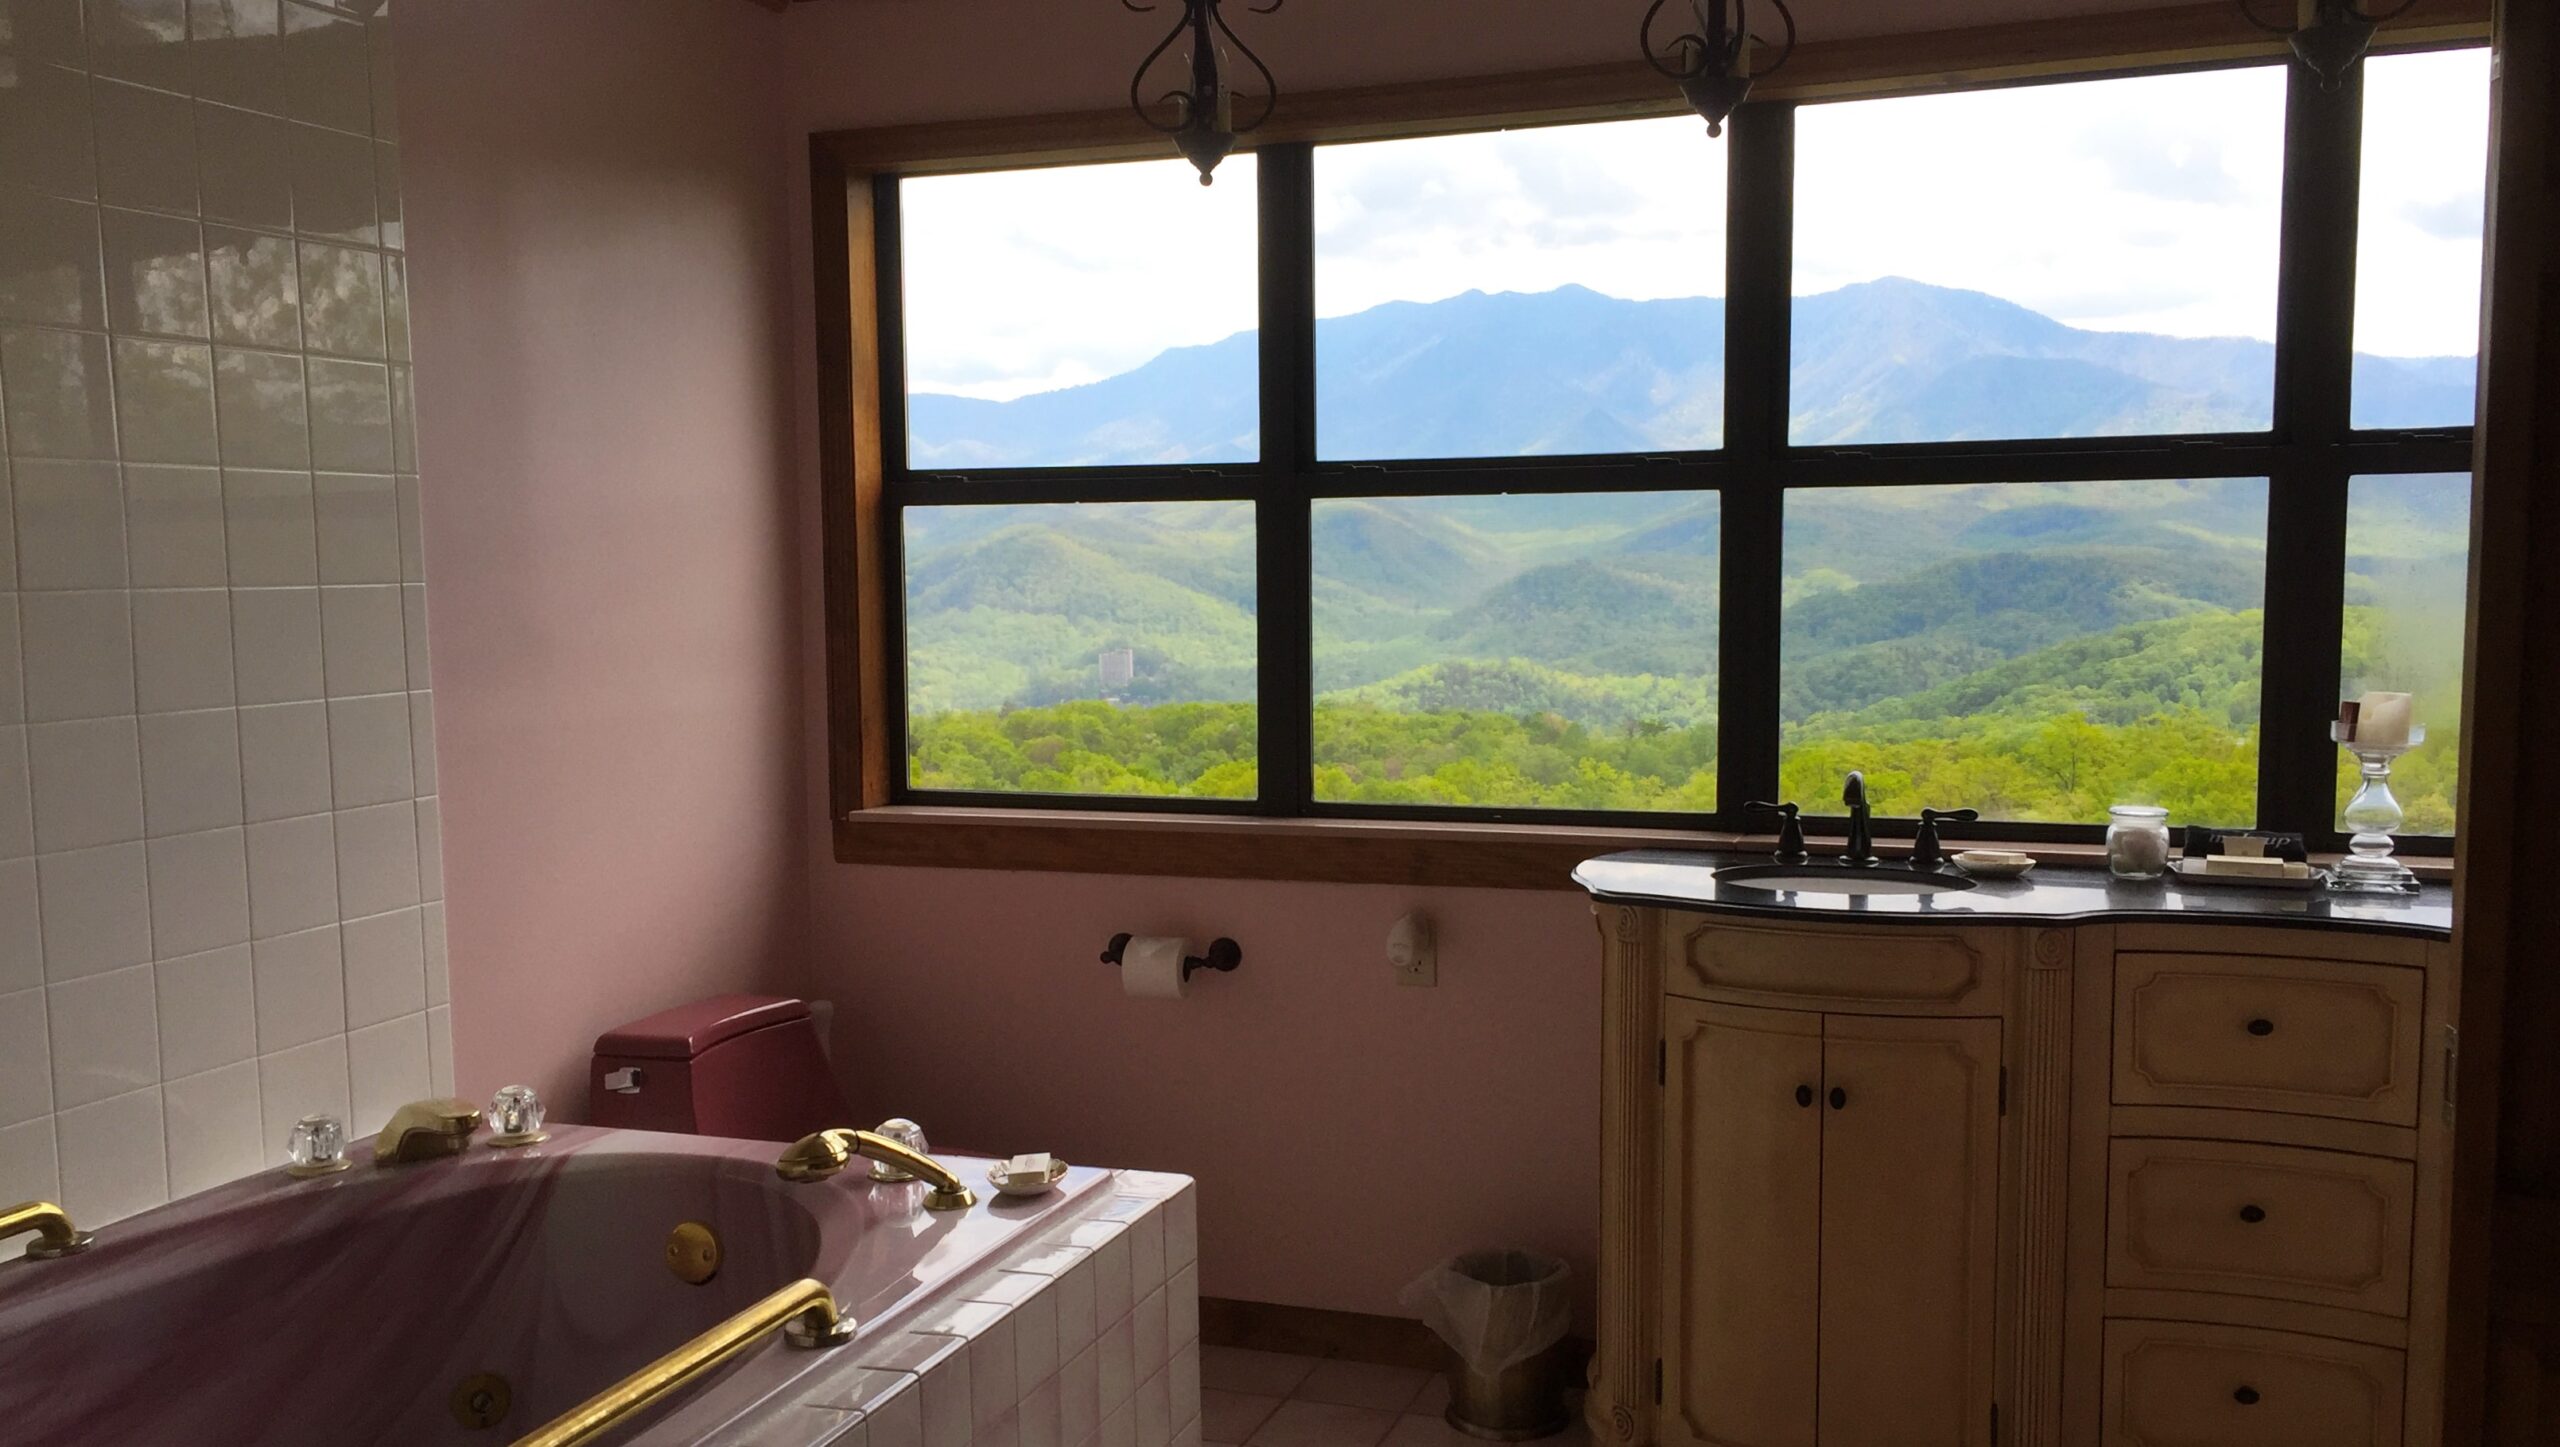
[2106,804,2172,880]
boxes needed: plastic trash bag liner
[1401,1249,1573,1377]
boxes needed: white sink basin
[1716,865,1980,897]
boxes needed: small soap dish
[1952,850,2036,880]
[988,1157,1070,1198]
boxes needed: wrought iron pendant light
[2241,0,2418,90]
[1125,0,1281,185]
[1642,0,1796,138]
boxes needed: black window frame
[870,47,2479,853]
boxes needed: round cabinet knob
[2247,1018,2276,1037]
[2239,1204,2267,1224]
[2233,1387,2262,1407]
[1828,1087,1847,1110]
[1795,1085,1814,1108]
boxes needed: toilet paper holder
[1101,933,1243,981]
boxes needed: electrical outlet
[1389,912,1436,987]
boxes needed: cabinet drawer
[2113,953,2424,1126]
[2107,1139,2414,1316]
[2104,1320,2405,1447]
[1671,920,1996,1009]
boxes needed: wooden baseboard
[1201,1297,1595,1380]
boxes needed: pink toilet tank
[588,995,853,1142]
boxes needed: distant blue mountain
[904,278,2475,468]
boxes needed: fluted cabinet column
[1589,903,1665,1447]
[2011,929,2077,1447]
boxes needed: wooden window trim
[810,0,2489,174]
[812,0,2490,888]
[830,806,2451,889]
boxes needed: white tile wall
[0,0,445,1255]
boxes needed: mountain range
[905,278,2477,468]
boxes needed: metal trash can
[1402,1250,1574,1441]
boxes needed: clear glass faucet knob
[871,1117,927,1182]
[487,1085,548,1144]
[286,1114,351,1176]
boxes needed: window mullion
[2259,64,2366,837]
[1257,143,1317,817]
[874,173,916,805]
[1717,102,1794,823]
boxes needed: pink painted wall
[397,2,809,1116]
[777,0,2178,1318]
[813,870,1605,1318]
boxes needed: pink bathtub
[0,1125,1117,1446]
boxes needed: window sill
[831,807,2454,891]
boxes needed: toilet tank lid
[595,995,812,1060]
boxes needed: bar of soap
[1004,1153,1054,1181]
[2203,855,2289,877]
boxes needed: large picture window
[865,47,2483,849]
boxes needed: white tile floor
[1199,1347,1590,1447]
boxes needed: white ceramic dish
[988,1157,1071,1197]
[1952,850,2036,880]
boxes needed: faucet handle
[1911,808,1981,868]
[1743,801,1809,865]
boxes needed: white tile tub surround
[704,1174,1204,1447]
[0,0,446,1256]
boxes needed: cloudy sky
[898,48,2488,401]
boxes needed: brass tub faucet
[776,1129,977,1211]
[1,1200,95,1259]
[374,1098,484,1165]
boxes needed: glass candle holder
[2330,721,2426,895]
[2106,805,2172,880]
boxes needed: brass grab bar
[0,1200,95,1259]
[510,1277,854,1447]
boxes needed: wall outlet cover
[1389,912,1436,987]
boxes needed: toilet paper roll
[1121,936,1190,1000]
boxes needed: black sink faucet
[1842,771,1876,866]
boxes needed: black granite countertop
[1573,849,2453,940]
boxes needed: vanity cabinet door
[1660,1000,1825,1447]
[1816,1015,2003,1447]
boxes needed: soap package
[2183,827,2307,864]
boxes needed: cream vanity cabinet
[1663,1000,2001,1447]
[1581,884,2456,1447]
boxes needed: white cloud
[2353,47,2492,359]
[898,49,2489,399]
[900,155,1261,400]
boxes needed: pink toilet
[587,995,853,1142]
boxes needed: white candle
[2356,691,2413,749]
